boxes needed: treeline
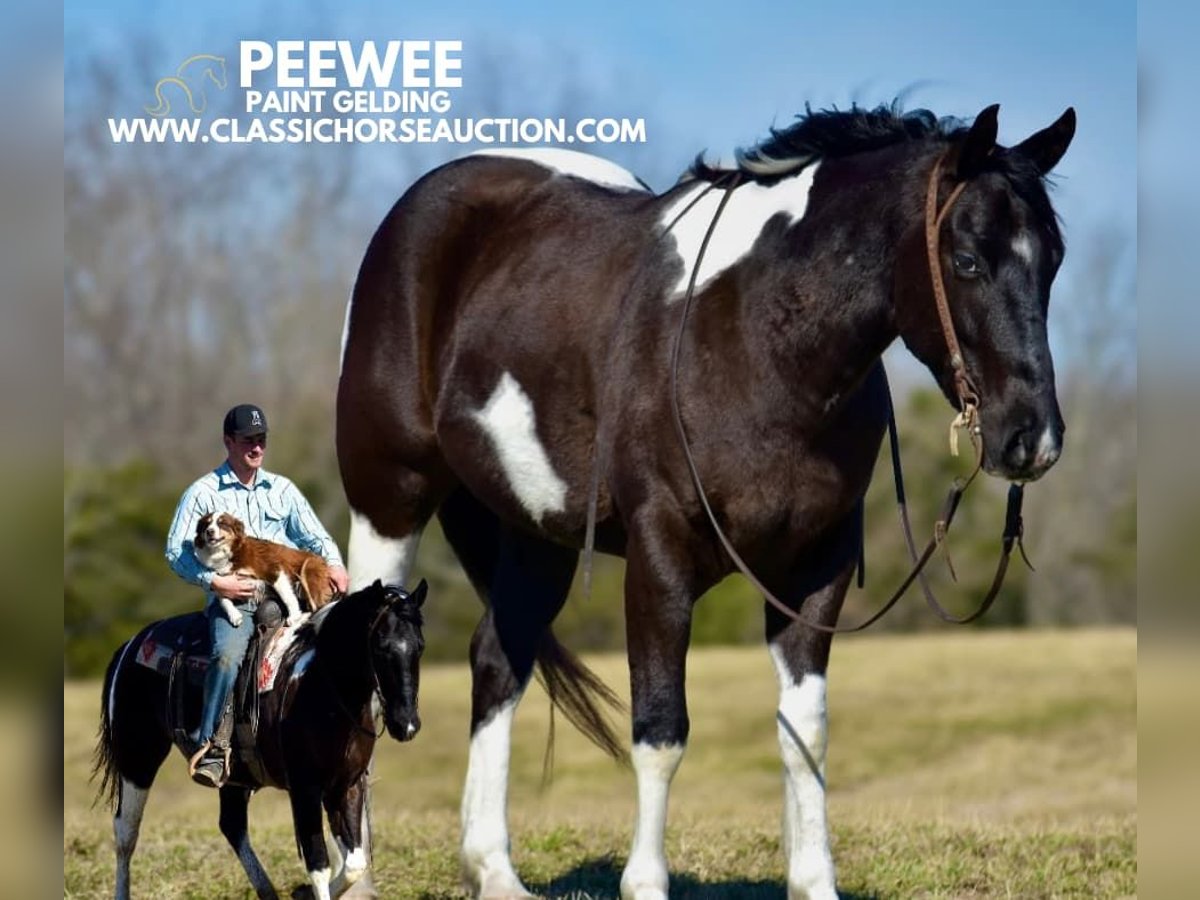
[64,40,1135,677]
[63,380,1136,678]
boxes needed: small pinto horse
[93,579,426,900]
[337,103,1075,900]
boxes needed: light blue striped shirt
[165,461,344,590]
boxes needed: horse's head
[894,105,1076,482]
[367,579,427,742]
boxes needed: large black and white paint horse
[336,103,1075,899]
[94,580,426,900]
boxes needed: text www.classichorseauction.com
[108,40,648,145]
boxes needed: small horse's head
[895,105,1076,482]
[368,579,427,742]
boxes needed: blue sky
[66,0,1135,329]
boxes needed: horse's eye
[952,251,981,277]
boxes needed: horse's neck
[730,150,924,422]
[312,617,373,706]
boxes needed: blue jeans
[194,598,256,744]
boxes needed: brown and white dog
[193,512,337,626]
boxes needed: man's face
[224,432,267,471]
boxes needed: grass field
[64,629,1136,898]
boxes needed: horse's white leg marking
[113,777,149,900]
[620,743,685,900]
[273,571,302,623]
[461,699,532,899]
[472,372,568,525]
[342,846,367,882]
[660,164,821,300]
[309,865,333,900]
[329,837,367,894]
[347,513,423,591]
[770,646,836,900]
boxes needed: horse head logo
[145,54,227,117]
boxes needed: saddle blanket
[134,613,308,693]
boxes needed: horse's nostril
[1004,429,1033,468]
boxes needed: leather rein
[668,150,1032,633]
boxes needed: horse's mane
[296,588,424,646]
[688,101,968,184]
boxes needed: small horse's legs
[113,777,149,900]
[767,543,857,900]
[454,518,578,900]
[619,523,698,900]
[218,786,278,899]
[290,785,333,900]
[327,777,369,896]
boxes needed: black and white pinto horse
[93,580,426,900]
[336,103,1075,899]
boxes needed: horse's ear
[410,579,428,607]
[956,104,1000,180]
[1012,107,1076,175]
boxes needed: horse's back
[338,151,661,535]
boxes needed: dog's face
[194,512,245,551]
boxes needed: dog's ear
[228,515,245,537]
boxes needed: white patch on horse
[769,646,836,900]
[114,777,149,900]
[1035,425,1061,468]
[347,514,423,592]
[308,865,332,900]
[461,699,529,898]
[661,164,820,300]
[332,839,367,890]
[470,147,648,192]
[472,372,568,524]
[620,742,685,900]
[1012,232,1035,265]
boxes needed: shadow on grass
[531,856,880,899]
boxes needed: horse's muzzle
[386,713,421,742]
[987,419,1063,482]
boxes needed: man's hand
[212,573,260,601]
[329,565,350,595]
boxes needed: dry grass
[64,628,1135,898]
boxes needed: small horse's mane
[297,588,423,644]
[688,101,968,184]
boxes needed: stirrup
[187,740,213,776]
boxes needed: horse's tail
[91,640,127,811]
[535,628,627,768]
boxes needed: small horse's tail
[91,640,127,811]
[535,628,627,767]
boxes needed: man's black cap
[223,404,269,437]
